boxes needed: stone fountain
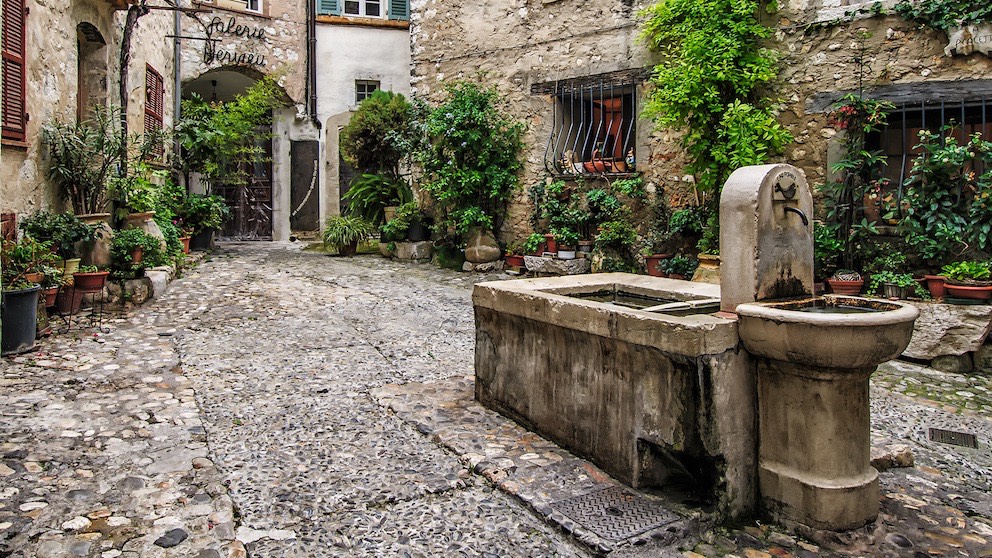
[721,164,919,531]
[472,163,918,533]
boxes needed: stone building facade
[1,0,176,217]
[409,0,992,244]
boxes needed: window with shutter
[317,0,340,15]
[388,0,408,21]
[144,65,165,159]
[2,0,28,143]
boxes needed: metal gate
[215,127,273,240]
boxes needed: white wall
[315,23,411,225]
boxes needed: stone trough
[473,273,757,518]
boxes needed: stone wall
[1,1,176,217]
[410,0,992,242]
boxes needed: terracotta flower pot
[924,275,947,300]
[43,286,59,308]
[826,278,864,295]
[543,234,557,254]
[945,284,992,300]
[644,254,672,277]
[131,248,144,265]
[179,236,191,254]
[504,255,525,268]
[72,271,109,292]
[24,272,44,284]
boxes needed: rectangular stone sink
[473,273,757,519]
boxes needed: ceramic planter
[924,275,947,299]
[945,284,992,300]
[339,241,359,257]
[2,285,41,356]
[131,248,144,265]
[190,229,214,251]
[504,255,525,268]
[644,254,672,277]
[557,249,577,260]
[57,289,84,315]
[826,278,864,295]
[43,287,59,307]
[73,271,109,292]
[543,234,557,254]
[578,240,593,254]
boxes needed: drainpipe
[307,0,320,129]
[173,2,182,171]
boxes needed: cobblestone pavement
[2,242,991,558]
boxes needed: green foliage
[660,254,699,277]
[340,90,414,179]
[594,220,638,252]
[177,194,231,235]
[177,76,285,190]
[322,216,376,251]
[893,0,992,30]
[380,201,420,241]
[1,237,59,289]
[418,82,524,239]
[863,247,908,276]
[823,91,892,269]
[941,260,992,281]
[45,105,161,215]
[668,207,704,236]
[108,163,169,220]
[551,227,580,247]
[19,211,95,260]
[897,129,992,264]
[585,189,625,224]
[640,0,792,252]
[111,228,165,277]
[813,220,843,280]
[611,177,646,198]
[343,173,413,225]
[522,233,545,255]
[868,271,928,298]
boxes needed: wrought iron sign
[203,16,268,67]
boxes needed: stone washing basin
[735,295,919,369]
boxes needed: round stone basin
[735,295,920,369]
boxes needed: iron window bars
[543,78,638,177]
[869,98,991,221]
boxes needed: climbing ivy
[893,0,992,31]
[640,0,792,252]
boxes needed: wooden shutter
[2,0,28,142]
[317,0,340,15]
[144,65,165,158]
[388,0,408,21]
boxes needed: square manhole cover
[929,427,979,449]
[549,486,680,541]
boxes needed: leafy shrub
[20,211,94,260]
[111,228,164,278]
[322,216,376,252]
[340,90,413,178]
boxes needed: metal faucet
[784,206,809,227]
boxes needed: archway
[183,68,281,240]
[77,22,108,120]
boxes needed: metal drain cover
[929,427,979,449]
[549,486,679,541]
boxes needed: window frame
[355,80,380,104]
[196,0,265,16]
[343,0,384,18]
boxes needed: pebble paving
[2,242,991,558]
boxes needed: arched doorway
[77,23,108,120]
[183,69,275,240]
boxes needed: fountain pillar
[721,164,918,531]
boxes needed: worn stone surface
[393,240,433,261]
[4,243,992,558]
[903,300,992,360]
[931,353,975,374]
[464,229,502,263]
[523,255,591,276]
[974,342,992,374]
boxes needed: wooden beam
[806,79,992,113]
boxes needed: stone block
[931,353,974,374]
[870,443,914,472]
[975,343,992,374]
[106,278,153,307]
[144,269,171,298]
[464,229,501,263]
[394,241,433,261]
[462,260,504,273]
[903,301,992,360]
[523,255,590,276]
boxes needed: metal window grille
[868,98,991,221]
[543,78,637,177]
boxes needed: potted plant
[1,238,47,355]
[868,271,927,300]
[552,227,580,260]
[941,261,992,300]
[111,228,162,278]
[73,265,110,292]
[323,216,376,256]
[827,270,864,295]
[522,233,545,256]
[661,255,699,280]
[504,240,527,269]
[39,265,66,308]
[179,194,231,250]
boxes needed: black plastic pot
[2,285,41,356]
[190,229,214,251]
[407,218,432,242]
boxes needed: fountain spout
[784,206,808,227]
